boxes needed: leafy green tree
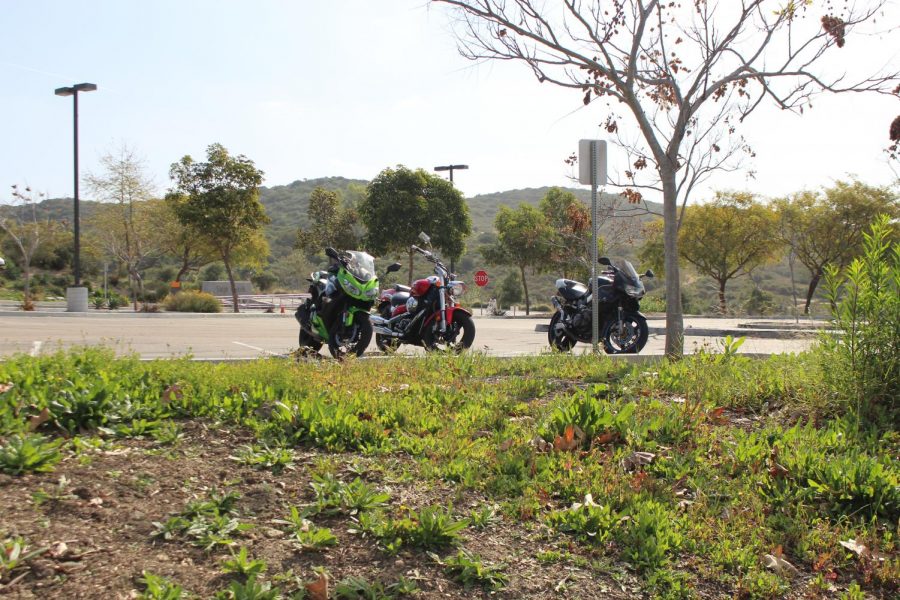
[539,187,593,279]
[774,180,899,314]
[497,270,522,307]
[637,219,666,279]
[167,144,269,312]
[679,192,781,314]
[157,197,218,283]
[482,204,552,315]
[294,187,360,256]
[360,166,471,283]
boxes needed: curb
[534,323,821,339]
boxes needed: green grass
[0,347,897,597]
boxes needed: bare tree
[85,145,160,309]
[434,0,899,356]
[1,185,50,310]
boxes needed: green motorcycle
[295,247,380,358]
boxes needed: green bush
[163,291,222,313]
[819,215,899,425]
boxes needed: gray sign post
[578,140,608,353]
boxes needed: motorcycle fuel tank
[411,276,439,297]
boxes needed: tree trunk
[519,265,530,315]
[22,263,32,309]
[804,271,821,315]
[717,279,728,315]
[661,170,684,357]
[408,248,415,286]
[223,253,240,313]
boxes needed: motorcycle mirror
[325,247,339,260]
[598,256,611,266]
[386,262,402,274]
[418,232,431,245]
[644,269,655,279]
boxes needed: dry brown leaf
[622,451,656,471]
[49,541,69,559]
[305,573,329,600]
[593,431,619,446]
[553,424,584,452]
[0,382,13,394]
[27,407,52,432]
[763,553,800,577]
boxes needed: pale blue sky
[2,0,898,202]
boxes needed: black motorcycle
[548,257,653,354]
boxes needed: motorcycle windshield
[613,259,645,297]
[343,251,377,283]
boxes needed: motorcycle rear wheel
[421,312,475,353]
[547,311,576,352]
[328,314,373,359]
[601,312,648,354]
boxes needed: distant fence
[215,293,309,312]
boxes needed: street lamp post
[433,164,469,275]
[433,164,468,183]
[55,82,96,311]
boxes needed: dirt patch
[1,420,633,599]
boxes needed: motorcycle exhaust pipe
[370,315,402,337]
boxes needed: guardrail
[215,293,309,312]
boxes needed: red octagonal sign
[474,270,489,287]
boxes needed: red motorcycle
[370,239,475,353]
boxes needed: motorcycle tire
[421,311,476,353]
[327,313,373,359]
[547,311,576,352]
[601,312,648,354]
[375,333,401,353]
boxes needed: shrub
[163,291,222,313]
[819,215,899,425]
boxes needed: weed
[468,503,500,529]
[617,499,683,572]
[820,215,899,425]
[151,421,184,445]
[0,433,62,475]
[1,536,47,582]
[231,444,295,475]
[31,475,76,507]
[356,506,468,553]
[307,475,390,516]
[441,550,509,591]
[138,571,186,600]
[152,489,251,550]
[212,574,279,600]
[221,546,267,579]
[840,582,866,600]
[546,494,616,544]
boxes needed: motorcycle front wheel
[601,312,648,354]
[298,328,323,352]
[421,312,476,353]
[547,311,576,352]
[327,313,373,359]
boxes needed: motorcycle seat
[390,291,410,306]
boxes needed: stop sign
[474,270,489,287]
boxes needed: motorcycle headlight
[365,287,379,298]
[450,282,466,297]
[406,296,418,313]
[624,283,645,299]
[340,277,361,297]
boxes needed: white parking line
[30,341,42,357]
[232,341,282,356]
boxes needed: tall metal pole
[72,90,81,286]
[590,142,600,353]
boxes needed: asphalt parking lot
[0,308,820,361]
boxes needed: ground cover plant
[0,334,897,597]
